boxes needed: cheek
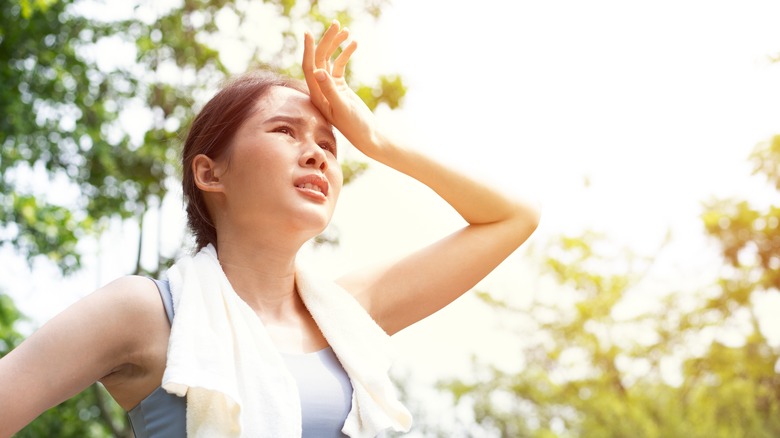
[331,183,343,203]
[329,165,344,199]
[230,143,281,177]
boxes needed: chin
[289,212,332,237]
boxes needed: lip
[294,174,330,200]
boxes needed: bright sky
[4,0,780,420]
[340,0,780,380]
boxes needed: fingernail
[314,70,326,82]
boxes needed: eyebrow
[264,115,336,143]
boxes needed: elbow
[509,200,542,244]
[528,203,543,232]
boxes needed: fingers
[311,68,340,113]
[302,31,315,76]
[303,32,327,110]
[313,21,351,72]
[332,40,357,78]
[301,20,356,119]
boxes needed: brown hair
[182,71,308,251]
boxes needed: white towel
[161,244,412,437]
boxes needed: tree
[435,138,780,437]
[1,0,405,277]
[1,0,406,434]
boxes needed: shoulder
[0,275,169,431]
[58,275,170,366]
[34,275,165,338]
[95,276,171,405]
[73,274,167,338]
[91,275,169,344]
[94,275,164,313]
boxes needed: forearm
[302,21,539,230]
[366,133,541,229]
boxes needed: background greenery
[1,0,779,437]
[1,0,404,435]
[427,136,780,437]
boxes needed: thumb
[314,69,327,82]
[313,69,339,100]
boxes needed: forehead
[253,86,329,127]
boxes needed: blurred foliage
[0,295,26,359]
[435,140,780,436]
[1,0,405,276]
[15,385,131,438]
[2,0,404,434]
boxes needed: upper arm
[338,211,539,336]
[0,275,162,436]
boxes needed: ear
[192,154,225,192]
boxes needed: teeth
[299,183,322,193]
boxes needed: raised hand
[302,21,385,158]
[302,22,540,340]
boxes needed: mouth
[294,174,329,197]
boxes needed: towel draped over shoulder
[160,244,412,438]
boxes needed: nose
[299,139,328,172]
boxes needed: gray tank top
[127,279,353,437]
[127,279,186,438]
[283,348,351,437]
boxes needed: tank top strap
[150,278,174,324]
[127,278,186,438]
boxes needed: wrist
[353,130,390,161]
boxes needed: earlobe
[193,154,224,192]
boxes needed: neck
[215,234,305,321]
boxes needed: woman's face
[215,86,343,238]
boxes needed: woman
[0,22,539,437]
